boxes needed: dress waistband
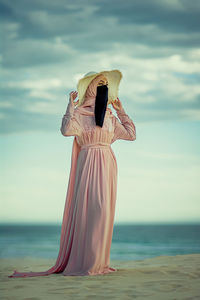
[81,142,111,149]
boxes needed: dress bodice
[60,101,136,145]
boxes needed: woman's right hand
[69,91,79,107]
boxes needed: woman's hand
[69,91,79,107]
[111,97,123,111]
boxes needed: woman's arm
[111,106,136,143]
[60,100,81,137]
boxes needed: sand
[1,253,200,300]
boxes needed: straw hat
[76,69,123,107]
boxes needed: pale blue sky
[1,0,200,224]
[1,118,200,224]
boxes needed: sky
[1,0,200,224]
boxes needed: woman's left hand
[111,97,123,111]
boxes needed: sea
[0,223,200,261]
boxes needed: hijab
[76,74,113,118]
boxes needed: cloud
[94,0,200,34]
[1,0,200,133]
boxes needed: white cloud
[24,101,59,114]
[179,109,200,121]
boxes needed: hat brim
[76,69,123,107]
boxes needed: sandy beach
[1,253,200,300]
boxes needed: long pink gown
[8,80,136,278]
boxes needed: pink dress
[8,101,136,278]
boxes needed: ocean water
[0,223,200,261]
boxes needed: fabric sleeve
[60,101,81,137]
[111,107,136,143]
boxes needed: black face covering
[95,85,108,127]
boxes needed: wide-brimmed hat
[76,69,123,107]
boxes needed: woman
[8,69,136,277]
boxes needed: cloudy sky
[1,0,200,224]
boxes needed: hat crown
[84,71,98,78]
